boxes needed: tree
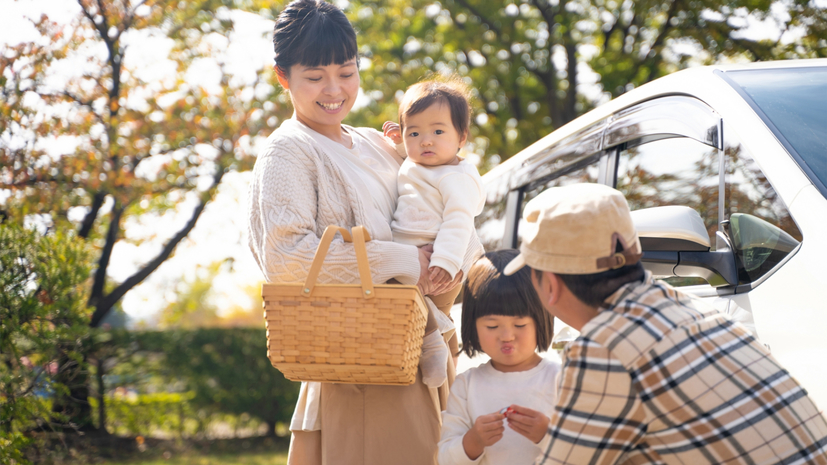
[344,0,826,169]
[1,0,285,429]
[0,222,93,462]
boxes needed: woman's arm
[248,144,420,285]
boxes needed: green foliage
[0,0,283,329]
[157,263,224,329]
[0,221,93,464]
[89,391,197,437]
[104,328,298,436]
[334,0,827,168]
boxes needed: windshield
[725,66,827,197]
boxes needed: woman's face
[282,60,360,139]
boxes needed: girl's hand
[417,245,435,296]
[506,405,550,444]
[462,412,505,460]
[382,121,403,145]
[429,266,451,285]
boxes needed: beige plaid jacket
[537,274,827,464]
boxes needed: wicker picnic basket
[263,225,429,385]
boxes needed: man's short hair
[534,262,645,308]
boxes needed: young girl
[438,249,560,465]
[383,77,485,388]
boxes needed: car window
[723,132,802,285]
[725,67,827,198]
[614,137,720,286]
[515,160,600,248]
[475,175,510,252]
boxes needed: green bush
[102,328,299,437]
[0,222,93,463]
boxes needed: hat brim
[503,253,527,276]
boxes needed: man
[504,183,827,464]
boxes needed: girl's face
[475,315,542,372]
[402,102,467,167]
[280,60,360,140]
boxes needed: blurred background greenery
[1,0,825,462]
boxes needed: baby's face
[401,102,467,167]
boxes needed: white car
[468,58,827,408]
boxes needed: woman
[247,1,483,463]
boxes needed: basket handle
[302,225,375,299]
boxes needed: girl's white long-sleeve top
[391,158,485,279]
[439,358,561,465]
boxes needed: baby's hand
[429,266,452,286]
[462,411,505,460]
[382,121,402,145]
[506,405,550,444]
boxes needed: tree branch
[452,0,502,36]
[78,191,106,239]
[642,0,679,83]
[89,168,227,327]
[88,199,125,308]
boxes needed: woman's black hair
[461,249,554,358]
[273,0,358,75]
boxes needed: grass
[103,450,288,465]
[27,433,290,465]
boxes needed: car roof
[483,58,827,185]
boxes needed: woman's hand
[383,121,403,145]
[431,270,462,296]
[417,245,435,296]
[418,246,463,296]
[429,266,452,285]
[462,411,506,460]
[506,405,550,444]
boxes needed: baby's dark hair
[461,249,554,358]
[398,75,472,138]
[273,0,358,75]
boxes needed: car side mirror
[723,213,800,281]
[630,206,738,286]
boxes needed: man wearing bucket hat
[504,183,827,464]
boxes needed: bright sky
[1,0,811,326]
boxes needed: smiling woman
[246,1,469,464]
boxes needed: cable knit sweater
[248,119,422,287]
[247,118,484,431]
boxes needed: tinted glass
[616,137,720,245]
[724,129,802,285]
[476,175,509,252]
[727,67,827,194]
[515,161,600,248]
[615,137,719,287]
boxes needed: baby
[384,77,485,388]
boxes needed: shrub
[0,222,93,463]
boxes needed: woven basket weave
[263,225,428,385]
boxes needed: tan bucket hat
[504,183,642,276]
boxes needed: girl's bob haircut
[461,249,554,358]
[273,0,358,74]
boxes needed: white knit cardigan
[248,119,423,288]
[247,119,483,431]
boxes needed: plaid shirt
[537,273,827,464]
